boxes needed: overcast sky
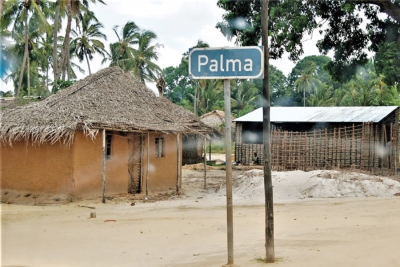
[90,0,320,77]
[1,0,322,94]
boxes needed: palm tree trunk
[61,0,72,81]
[53,0,60,82]
[304,88,306,107]
[0,0,5,20]
[17,13,29,97]
[65,0,72,80]
[84,51,92,75]
[27,53,30,96]
[46,65,49,93]
[137,68,143,83]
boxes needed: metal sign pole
[223,78,235,266]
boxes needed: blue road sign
[189,46,263,79]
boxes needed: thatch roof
[0,67,213,145]
[199,110,235,136]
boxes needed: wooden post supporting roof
[176,133,181,192]
[204,136,207,189]
[146,133,149,197]
[102,129,106,204]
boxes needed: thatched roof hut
[0,67,212,145]
[199,110,235,137]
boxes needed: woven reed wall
[235,122,399,176]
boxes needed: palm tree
[7,15,48,96]
[332,87,347,106]
[192,40,209,115]
[197,79,224,115]
[53,0,105,81]
[191,79,207,116]
[70,11,108,75]
[131,29,163,83]
[307,85,336,107]
[294,62,321,107]
[109,23,163,84]
[2,0,50,96]
[341,76,375,106]
[369,73,400,106]
[109,21,140,71]
[231,80,259,116]
[36,32,54,92]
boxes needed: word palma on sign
[197,55,254,73]
[189,46,264,79]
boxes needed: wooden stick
[314,130,317,169]
[146,132,149,197]
[176,133,181,192]
[204,136,207,189]
[102,129,106,204]
[390,123,393,175]
[351,124,355,168]
[344,127,347,168]
[306,131,309,170]
[325,129,328,169]
[360,124,364,171]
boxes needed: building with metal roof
[234,106,399,123]
[233,106,399,175]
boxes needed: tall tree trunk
[0,0,5,20]
[137,67,143,83]
[261,0,275,263]
[61,0,72,81]
[84,51,92,75]
[46,65,49,93]
[17,13,29,97]
[53,0,60,82]
[27,53,30,96]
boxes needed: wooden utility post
[188,45,263,267]
[261,0,275,262]
[223,79,234,266]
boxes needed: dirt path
[1,167,400,267]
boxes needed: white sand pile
[217,170,400,204]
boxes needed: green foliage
[294,61,322,106]
[1,0,106,96]
[70,11,109,75]
[0,90,13,97]
[374,39,400,87]
[216,0,400,82]
[52,79,74,94]
[163,40,211,114]
[109,21,162,84]
[231,79,259,116]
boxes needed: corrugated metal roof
[234,106,399,123]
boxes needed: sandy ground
[2,156,400,267]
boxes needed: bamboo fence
[235,123,399,175]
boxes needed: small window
[106,134,112,159]
[155,138,164,158]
